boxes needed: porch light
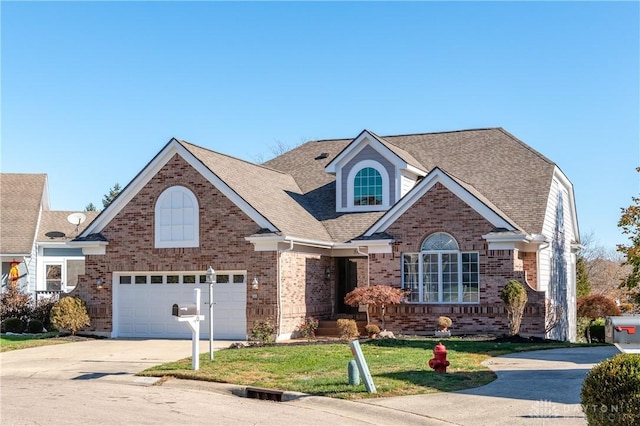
[96,279,104,289]
[252,277,259,290]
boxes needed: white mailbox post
[172,288,205,370]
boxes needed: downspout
[355,246,369,286]
[277,239,294,341]
[355,246,370,324]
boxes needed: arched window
[155,186,199,248]
[354,167,383,206]
[346,160,389,210]
[402,233,479,304]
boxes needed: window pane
[462,253,479,302]
[151,275,163,284]
[217,275,229,284]
[233,274,245,284]
[421,233,459,251]
[422,254,439,302]
[66,259,85,289]
[46,264,62,291]
[199,275,207,284]
[183,275,196,284]
[135,276,147,284]
[354,167,383,206]
[403,254,419,302]
[167,275,179,284]
[120,276,132,284]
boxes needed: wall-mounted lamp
[252,277,259,290]
[96,279,104,289]
[325,267,331,279]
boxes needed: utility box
[172,303,198,317]
[605,316,640,354]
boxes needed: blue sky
[1,1,638,252]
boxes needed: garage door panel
[116,273,246,339]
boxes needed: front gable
[365,167,520,238]
[325,130,427,213]
[76,139,276,253]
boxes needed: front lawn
[141,337,586,399]
[0,332,69,352]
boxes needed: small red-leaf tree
[577,294,621,342]
[344,285,406,330]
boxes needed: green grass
[140,338,587,399]
[0,332,69,352]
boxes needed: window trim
[154,185,200,248]
[346,160,390,211]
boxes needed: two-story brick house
[71,128,579,341]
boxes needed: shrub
[249,318,275,346]
[365,323,380,337]
[0,285,33,323]
[499,280,528,336]
[27,319,44,334]
[619,302,634,313]
[581,353,640,426]
[297,316,319,340]
[577,295,621,320]
[50,296,90,335]
[588,318,606,343]
[337,319,359,340]
[436,316,452,331]
[32,298,57,331]
[1,317,25,333]
[576,316,592,343]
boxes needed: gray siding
[341,145,395,208]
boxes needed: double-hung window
[402,233,479,303]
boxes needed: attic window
[315,153,329,160]
[345,160,390,211]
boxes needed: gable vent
[314,153,329,160]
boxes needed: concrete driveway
[0,339,621,425]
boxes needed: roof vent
[315,153,329,160]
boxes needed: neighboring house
[0,173,98,302]
[71,128,580,341]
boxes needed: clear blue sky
[2,1,638,252]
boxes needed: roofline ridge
[176,139,292,176]
[494,128,556,166]
[305,127,503,144]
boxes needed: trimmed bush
[437,316,452,331]
[27,319,44,334]
[249,318,275,346]
[588,318,606,343]
[50,296,90,335]
[337,319,359,340]
[581,353,640,425]
[500,280,528,336]
[1,317,25,333]
[365,323,380,337]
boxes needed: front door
[335,258,359,314]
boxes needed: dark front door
[336,258,359,314]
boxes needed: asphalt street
[0,339,621,425]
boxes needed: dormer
[325,130,428,213]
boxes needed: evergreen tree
[576,256,591,298]
[102,183,122,209]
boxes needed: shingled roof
[0,173,48,255]
[37,210,100,243]
[265,128,556,241]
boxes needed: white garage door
[114,271,247,339]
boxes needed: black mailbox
[172,303,198,317]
